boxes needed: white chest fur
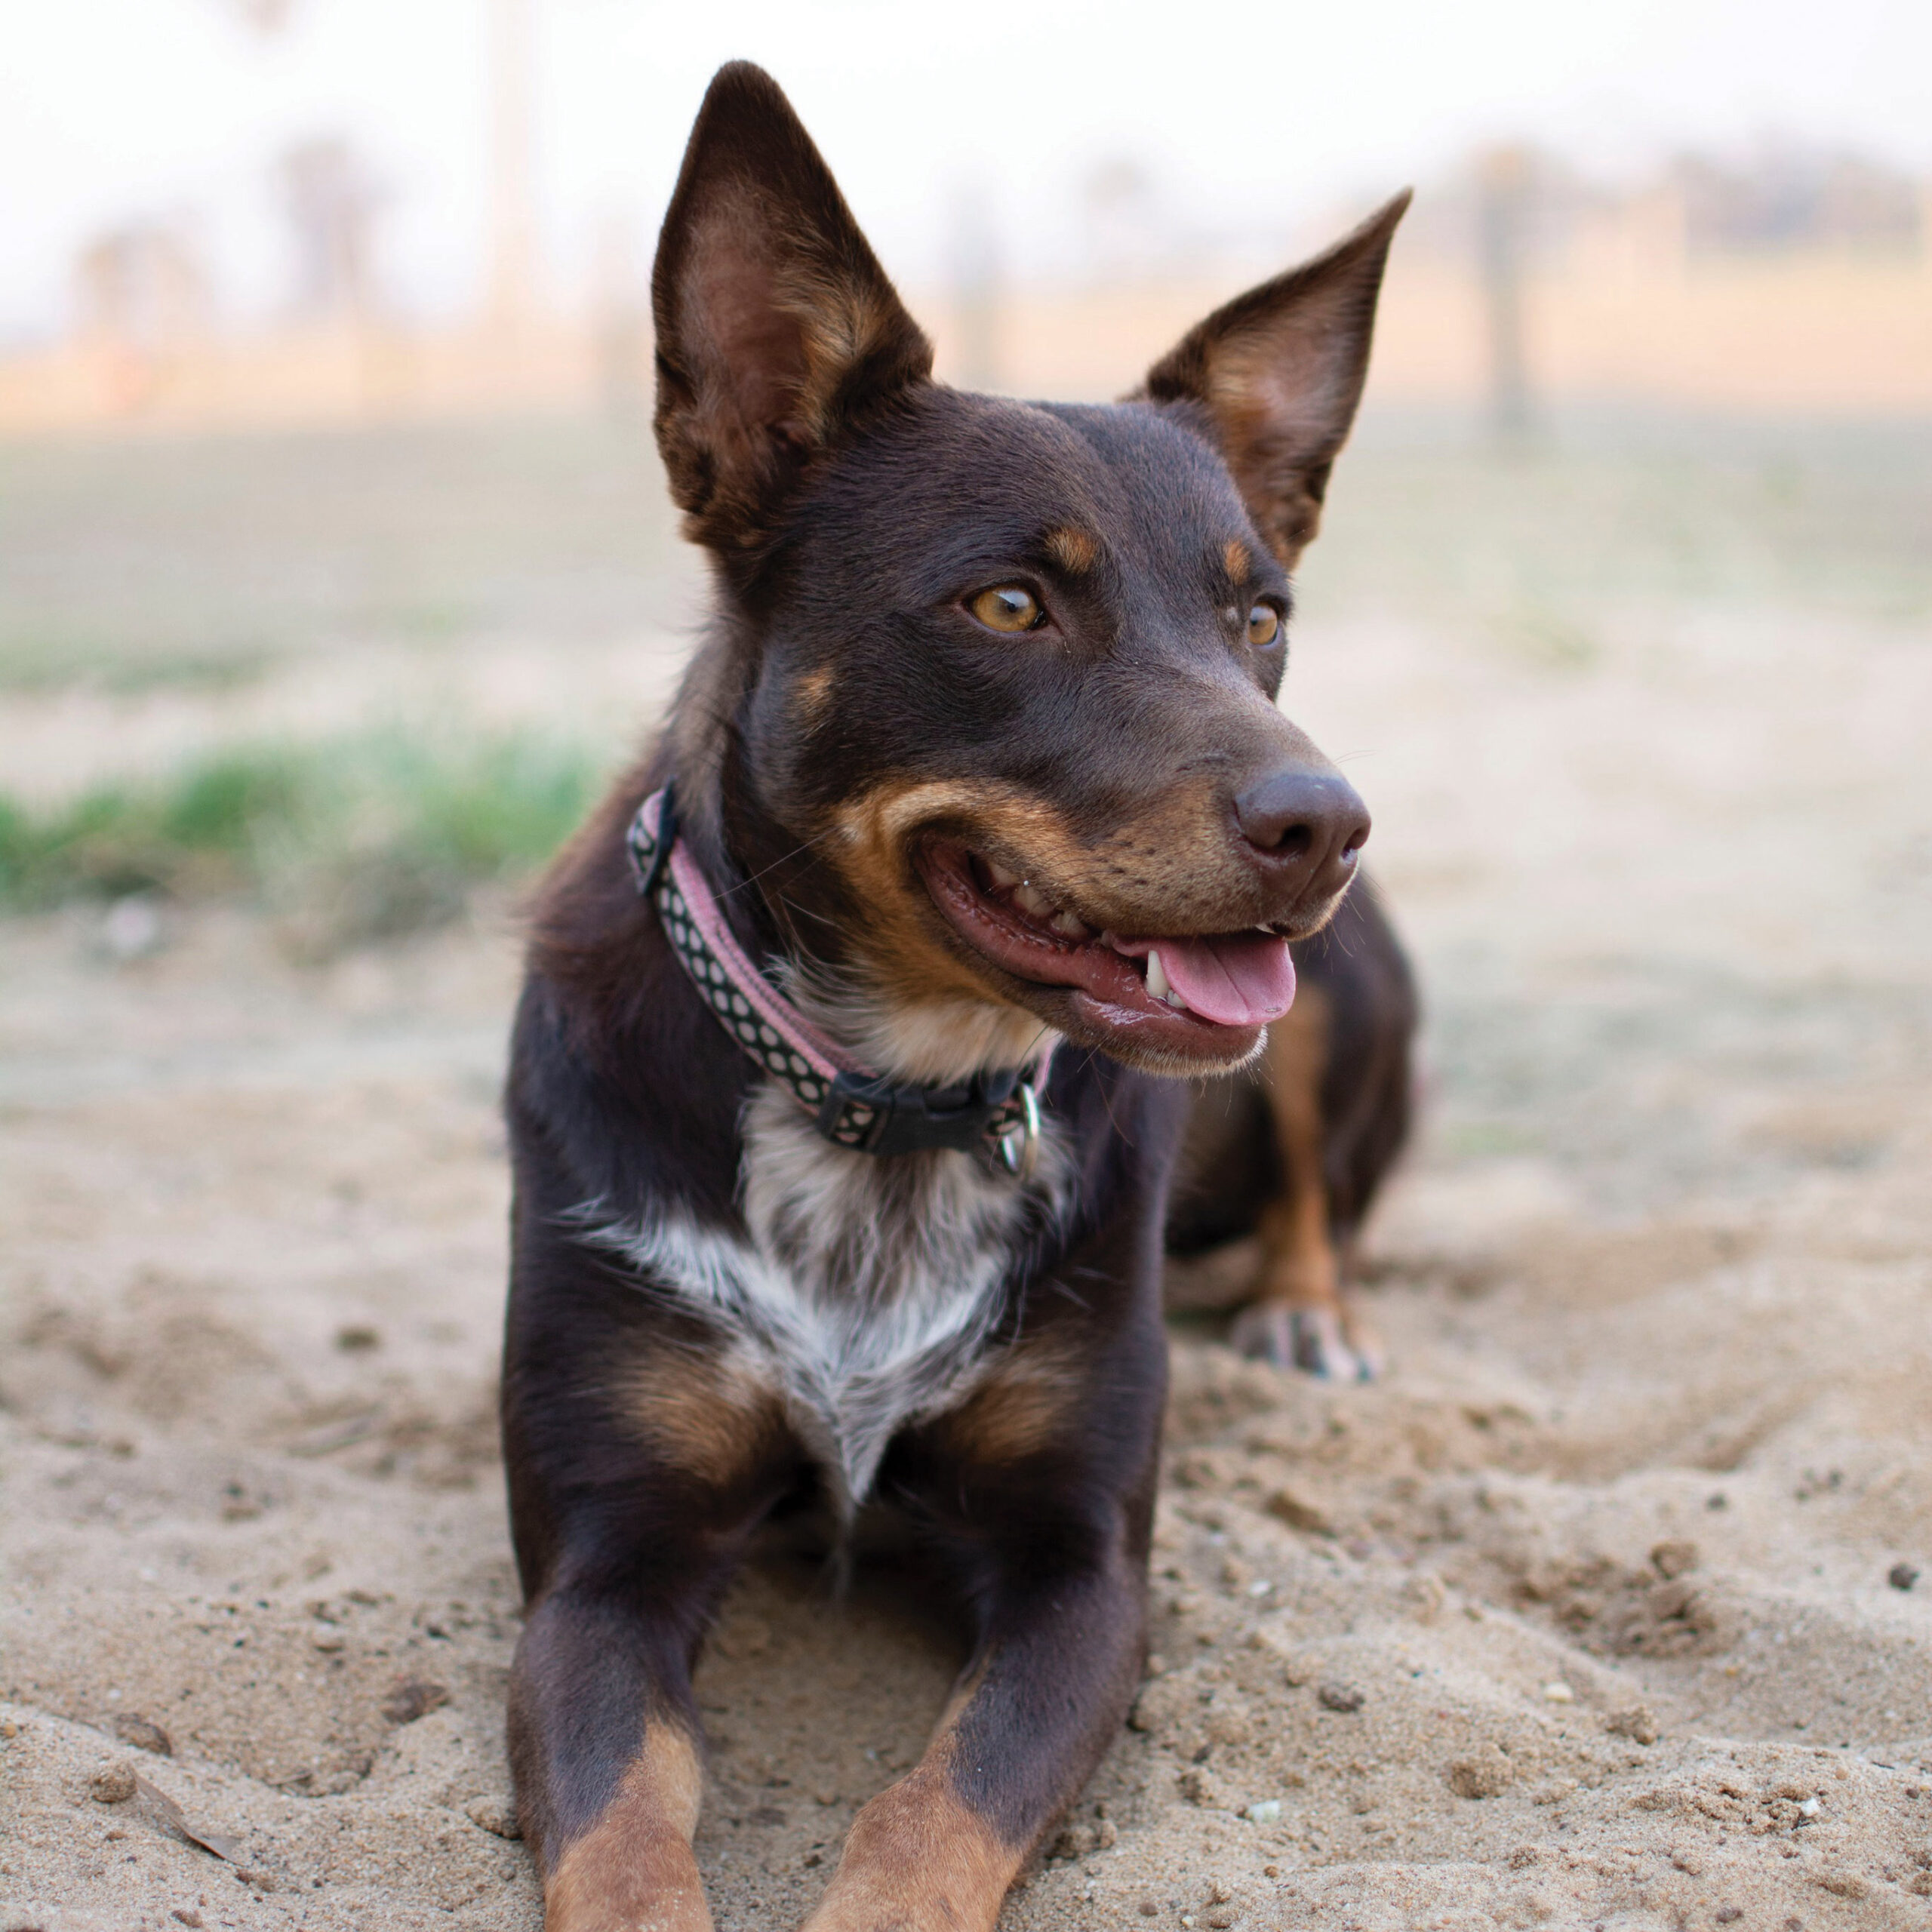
[580,1081,1066,1510]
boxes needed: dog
[503,61,1409,1932]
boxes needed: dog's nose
[1233,766,1371,897]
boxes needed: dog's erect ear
[1140,192,1410,570]
[651,63,934,558]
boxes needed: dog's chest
[598,1085,1054,1509]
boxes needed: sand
[5,438,1931,1930]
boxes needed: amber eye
[969,585,1043,633]
[1246,602,1281,647]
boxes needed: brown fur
[1044,525,1101,576]
[800,1749,1022,1932]
[935,1334,1094,1467]
[1142,194,1411,569]
[615,1347,789,1489]
[544,1727,709,1932]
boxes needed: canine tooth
[1165,989,1191,1011]
[983,858,1020,891]
[1145,950,1171,1001]
[1013,881,1056,920]
[1049,909,1092,939]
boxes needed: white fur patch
[576,1081,1070,1511]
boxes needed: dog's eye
[1246,603,1281,648]
[969,586,1043,633]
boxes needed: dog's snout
[1233,766,1371,896]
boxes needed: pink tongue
[1155,932,1297,1026]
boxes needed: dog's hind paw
[1230,1302,1382,1382]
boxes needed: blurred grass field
[2,407,1927,970]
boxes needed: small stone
[1604,1704,1659,1746]
[1138,1902,1160,1918]
[1447,1746,1515,1800]
[1715,1909,1743,1924]
[1205,1911,1238,1929]
[1541,1681,1574,1703]
[309,1629,346,1653]
[1814,1871,1867,1900]
[334,1325,381,1353]
[91,1763,138,1804]
[1796,1796,1820,1819]
[103,894,165,961]
[465,1794,521,1838]
[1244,1799,1282,1824]
[1317,1682,1364,1713]
[383,1679,450,1725]
[1889,1561,1920,1592]
[1651,1540,1700,1580]
[1,1719,19,1739]
[1265,1490,1333,1536]
[114,1715,174,1755]
[171,1912,204,1929]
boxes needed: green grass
[0,728,608,949]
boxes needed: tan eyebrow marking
[1223,537,1252,583]
[1044,526,1099,575]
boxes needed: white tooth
[1145,950,1170,1001]
[1049,909,1092,939]
[1013,881,1055,920]
[983,858,1020,891]
[1165,988,1191,1011]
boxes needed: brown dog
[503,62,1408,1931]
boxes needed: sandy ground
[4,423,1931,1930]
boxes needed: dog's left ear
[1140,191,1410,570]
[652,62,934,561]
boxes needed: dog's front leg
[509,1577,718,1932]
[804,1543,1147,1932]
[502,1245,799,1931]
[804,1330,1160,1932]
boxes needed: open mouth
[917,842,1296,1060]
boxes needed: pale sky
[1,0,1927,339]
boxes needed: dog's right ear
[651,63,934,560]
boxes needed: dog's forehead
[812,390,1254,576]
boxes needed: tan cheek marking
[826,779,1098,1012]
[1044,525,1100,575]
[834,775,1261,963]
[1223,537,1251,582]
[617,1350,785,1489]
[546,1726,710,1932]
[801,1755,1020,1932]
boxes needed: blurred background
[2,0,1928,1202]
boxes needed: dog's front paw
[1229,1301,1382,1382]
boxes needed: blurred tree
[279,138,384,319]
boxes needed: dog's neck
[628,783,1055,1177]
